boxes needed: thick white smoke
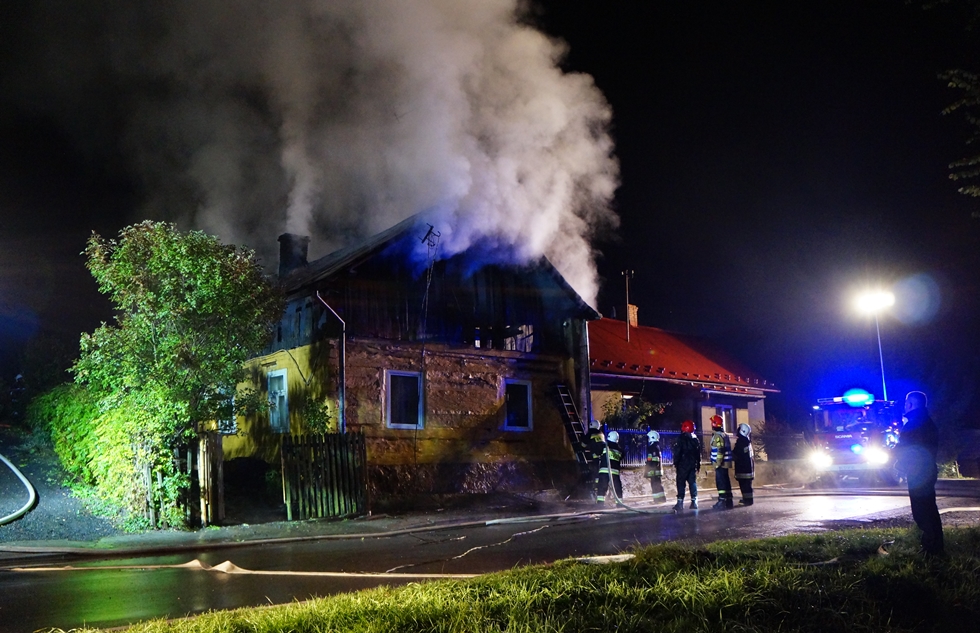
[14,0,619,305]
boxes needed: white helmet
[646,430,660,444]
[606,430,620,443]
[737,423,751,438]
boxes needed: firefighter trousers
[715,468,733,501]
[736,476,754,504]
[675,466,698,501]
[595,471,622,504]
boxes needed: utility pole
[622,269,634,342]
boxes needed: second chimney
[278,233,310,278]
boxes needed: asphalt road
[3,490,976,632]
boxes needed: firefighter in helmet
[584,421,605,500]
[595,430,623,505]
[644,428,666,501]
[673,420,702,510]
[734,422,755,506]
[709,414,734,509]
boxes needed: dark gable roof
[589,317,778,394]
[280,214,600,320]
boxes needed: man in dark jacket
[673,420,702,511]
[734,423,755,505]
[897,391,944,555]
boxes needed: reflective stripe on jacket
[645,442,662,477]
[733,435,754,479]
[598,441,622,475]
[710,431,733,469]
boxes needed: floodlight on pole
[855,290,895,401]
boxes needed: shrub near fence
[281,432,367,521]
[608,429,683,467]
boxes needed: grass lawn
[60,526,980,633]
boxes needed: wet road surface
[0,491,962,632]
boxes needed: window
[504,380,532,431]
[268,369,289,433]
[715,405,734,433]
[386,370,422,429]
[217,393,237,435]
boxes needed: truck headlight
[809,451,833,469]
[865,448,889,465]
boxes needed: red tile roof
[588,318,778,394]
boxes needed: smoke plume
[7,0,619,305]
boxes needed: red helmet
[710,415,724,430]
[681,420,695,434]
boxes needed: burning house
[222,215,598,500]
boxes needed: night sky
[2,1,979,425]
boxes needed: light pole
[855,290,895,401]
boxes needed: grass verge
[60,526,980,633]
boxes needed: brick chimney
[278,233,310,278]
[618,304,638,327]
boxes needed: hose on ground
[0,451,37,526]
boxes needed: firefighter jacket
[733,434,754,479]
[598,440,622,476]
[710,431,733,469]
[585,429,605,463]
[645,441,663,478]
[673,433,702,472]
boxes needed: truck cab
[807,391,901,486]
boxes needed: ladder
[556,384,592,481]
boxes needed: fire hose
[0,451,37,526]
[599,435,671,516]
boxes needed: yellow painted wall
[222,341,339,462]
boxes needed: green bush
[26,384,192,530]
[26,384,100,484]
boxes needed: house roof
[279,214,600,320]
[588,317,778,395]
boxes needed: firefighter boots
[690,498,698,509]
[673,499,684,512]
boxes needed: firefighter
[710,415,734,509]
[673,420,701,510]
[734,422,755,505]
[584,422,605,500]
[595,430,623,505]
[644,428,666,501]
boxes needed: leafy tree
[68,221,283,527]
[600,394,670,429]
[941,69,980,196]
[923,0,980,195]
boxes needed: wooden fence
[281,432,367,521]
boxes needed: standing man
[733,423,755,506]
[673,420,701,510]
[644,428,666,502]
[584,422,605,501]
[897,391,944,556]
[710,415,734,509]
[595,430,623,505]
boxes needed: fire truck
[806,391,902,486]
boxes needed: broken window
[387,370,422,429]
[504,379,532,431]
[268,369,289,433]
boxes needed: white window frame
[268,369,289,434]
[386,370,423,429]
[503,379,533,432]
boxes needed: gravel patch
[0,425,123,543]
